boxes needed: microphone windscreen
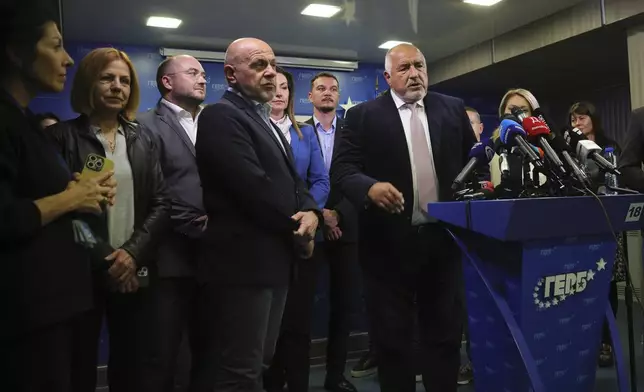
[548,133,572,152]
[478,180,494,191]
[499,119,526,146]
[522,117,550,137]
[468,138,495,162]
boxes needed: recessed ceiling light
[146,16,182,29]
[463,0,504,6]
[378,40,412,50]
[301,4,342,18]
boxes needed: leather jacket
[48,115,170,267]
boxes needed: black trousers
[2,310,98,392]
[194,284,288,392]
[364,225,463,392]
[139,277,207,392]
[264,241,359,392]
[83,281,157,392]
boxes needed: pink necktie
[407,103,437,212]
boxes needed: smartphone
[81,153,114,179]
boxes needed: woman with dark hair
[48,47,169,391]
[568,101,625,368]
[264,66,331,392]
[0,2,118,391]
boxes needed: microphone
[461,188,495,200]
[452,138,495,190]
[513,109,566,175]
[562,128,621,175]
[499,118,543,168]
[493,138,511,180]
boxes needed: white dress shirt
[390,91,439,225]
[161,98,203,145]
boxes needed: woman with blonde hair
[48,47,169,392]
[490,88,541,186]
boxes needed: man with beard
[194,38,321,392]
[297,73,359,392]
[136,55,209,392]
[332,43,474,392]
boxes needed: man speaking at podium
[331,43,477,392]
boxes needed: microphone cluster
[451,108,624,200]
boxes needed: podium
[428,195,644,392]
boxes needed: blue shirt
[313,115,337,172]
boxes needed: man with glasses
[137,54,208,392]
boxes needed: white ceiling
[61,0,590,64]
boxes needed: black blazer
[137,102,205,278]
[305,116,358,243]
[331,90,476,277]
[0,95,92,338]
[618,107,644,191]
[195,91,320,287]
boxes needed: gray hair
[384,45,426,74]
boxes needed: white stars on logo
[596,258,607,271]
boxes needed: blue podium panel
[458,232,616,392]
[428,195,642,392]
[429,195,644,241]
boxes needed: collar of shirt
[313,114,337,134]
[271,115,292,136]
[390,90,425,110]
[91,124,125,136]
[161,98,203,119]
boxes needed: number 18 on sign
[625,202,644,222]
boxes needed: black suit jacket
[331,90,476,278]
[196,91,320,287]
[618,107,644,192]
[137,101,205,278]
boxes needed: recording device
[499,117,543,167]
[562,128,621,175]
[494,138,511,180]
[513,108,566,175]
[452,138,495,190]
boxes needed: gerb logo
[533,258,607,309]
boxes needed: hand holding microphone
[451,138,495,190]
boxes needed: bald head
[157,54,206,109]
[223,37,277,103]
[383,43,428,103]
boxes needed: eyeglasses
[166,68,207,80]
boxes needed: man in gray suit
[137,55,208,392]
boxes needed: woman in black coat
[568,101,625,368]
[0,2,118,391]
[48,47,170,392]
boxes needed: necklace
[101,129,117,153]
[107,138,116,153]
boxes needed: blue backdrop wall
[29,42,386,122]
